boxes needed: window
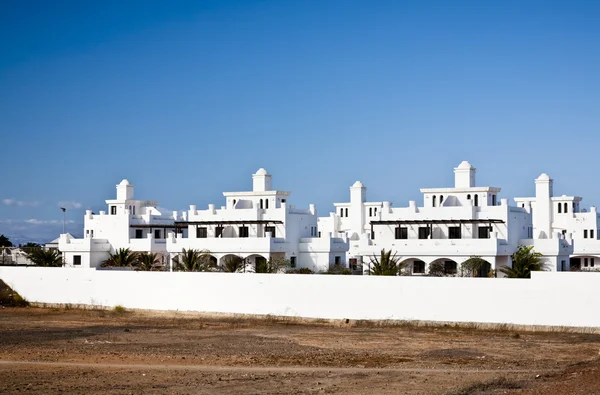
[154,229,161,239]
[584,229,588,239]
[239,226,249,238]
[413,260,425,274]
[281,199,286,203]
[558,203,562,214]
[440,195,444,205]
[318,231,321,237]
[562,229,567,236]
[290,257,296,268]
[345,208,348,217]
[371,230,375,239]
[374,207,377,215]
[73,255,81,266]
[432,196,437,207]
[467,194,471,200]
[444,261,457,275]
[584,258,589,267]
[395,227,408,239]
[592,258,595,268]
[110,206,117,215]
[260,199,263,209]
[492,195,496,206]
[265,199,269,209]
[418,227,430,239]
[349,258,358,271]
[197,227,207,238]
[340,208,344,217]
[233,199,236,206]
[334,256,341,265]
[132,206,135,215]
[215,226,223,238]
[564,202,568,213]
[449,226,461,239]
[135,229,143,239]
[478,226,490,239]
[265,226,276,237]
[474,194,479,207]
[369,207,372,216]
[591,230,595,239]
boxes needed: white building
[60,162,600,275]
[319,161,572,275]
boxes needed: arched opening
[564,202,568,213]
[428,258,459,276]
[432,196,437,207]
[260,199,263,209]
[345,208,348,217]
[369,207,372,216]
[558,203,562,213]
[246,254,269,273]
[467,194,471,200]
[461,257,492,277]
[398,258,426,275]
[474,194,479,207]
[265,199,269,209]
[220,254,246,273]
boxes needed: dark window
[432,196,436,207]
[110,206,117,215]
[239,226,249,238]
[492,195,496,206]
[444,261,457,275]
[467,194,471,200]
[371,230,375,239]
[154,229,161,239]
[564,202,568,213]
[345,208,348,217]
[584,229,588,239]
[418,227,430,239]
[413,260,425,274]
[369,207,372,216]
[318,231,321,237]
[591,230,595,239]
[215,226,223,238]
[374,207,377,215]
[562,229,567,236]
[265,226,276,237]
[592,258,595,267]
[197,227,207,238]
[584,258,588,267]
[233,199,236,206]
[260,199,263,209]
[440,195,444,205]
[135,229,143,239]
[281,199,286,203]
[340,208,344,217]
[73,255,81,266]
[265,199,269,209]
[349,258,358,270]
[290,257,296,268]
[558,203,562,214]
[395,227,408,239]
[449,226,461,239]
[474,194,479,207]
[334,256,341,265]
[478,226,490,239]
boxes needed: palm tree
[173,249,216,272]
[102,248,136,268]
[500,245,545,278]
[27,248,63,267]
[222,255,245,273]
[135,252,162,271]
[368,249,404,276]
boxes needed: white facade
[59,162,600,274]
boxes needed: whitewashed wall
[1,267,600,328]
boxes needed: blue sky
[1,0,599,243]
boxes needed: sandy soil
[0,307,599,394]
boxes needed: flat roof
[370,219,504,225]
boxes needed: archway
[428,258,459,276]
[460,257,492,277]
[398,258,427,275]
[246,254,269,273]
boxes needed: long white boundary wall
[2,267,600,328]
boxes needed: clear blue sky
[1,0,599,243]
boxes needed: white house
[319,161,572,275]
[59,162,595,275]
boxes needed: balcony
[166,235,287,255]
[363,237,503,257]
[129,236,168,252]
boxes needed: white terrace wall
[1,267,600,328]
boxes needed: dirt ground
[1,308,600,394]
